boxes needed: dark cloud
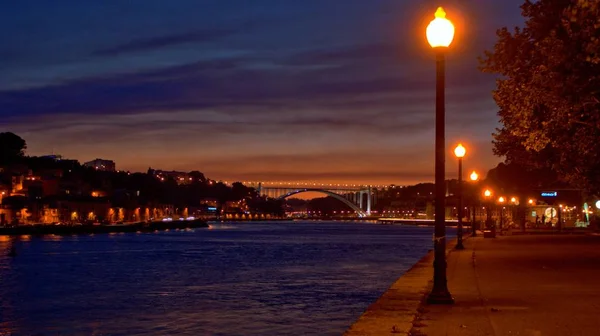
[93,30,235,56]
[285,43,416,66]
[0,45,491,122]
[91,19,270,57]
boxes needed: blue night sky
[0,0,525,184]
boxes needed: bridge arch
[278,188,366,217]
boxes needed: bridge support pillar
[359,191,363,210]
[366,186,372,216]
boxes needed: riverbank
[344,236,457,336]
[0,219,208,236]
[346,233,600,335]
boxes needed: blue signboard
[540,191,557,197]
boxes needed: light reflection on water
[0,221,448,335]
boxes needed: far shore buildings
[149,168,195,185]
[83,158,116,172]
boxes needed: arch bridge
[243,182,379,216]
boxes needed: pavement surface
[414,234,600,336]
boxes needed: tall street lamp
[470,171,479,236]
[498,196,506,234]
[454,144,466,250]
[426,7,455,304]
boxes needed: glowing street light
[483,189,494,235]
[454,144,466,250]
[426,6,455,305]
[426,8,456,48]
[454,143,466,158]
[469,171,479,237]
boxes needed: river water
[0,221,449,335]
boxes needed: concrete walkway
[414,235,600,335]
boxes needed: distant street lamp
[498,196,506,233]
[510,197,519,231]
[426,6,455,305]
[454,144,466,250]
[484,189,493,235]
[470,171,479,236]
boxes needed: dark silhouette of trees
[484,162,563,196]
[480,0,600,196]
[307,196,353,215]
[0,133,284,215]
[0,132,27,165]
[188,171,206,183]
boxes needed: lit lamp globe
[596,200,600,209]
[470,171,479,181]
[426,7,455,48]
[484,189,492,198]
[454,143,466,158]
[498,196,505,204]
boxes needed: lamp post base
[427,289,455,304]
[455,241,464,250]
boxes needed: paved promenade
[347,234,600,336]
[416,234,600,335]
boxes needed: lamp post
[470,171,479,236]
[510,197,518,231]
[498,196,506,234]
[426,7,455,304]
[484,189,493,235]
[454,144,466,250]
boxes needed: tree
[0,132,27,165]
[484,162,563,195]
[188,171,206,183]
[480,0,600,196]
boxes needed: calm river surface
[0,221,451,335]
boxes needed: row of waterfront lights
[482,191,528,205]
[240,181,398,188]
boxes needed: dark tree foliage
[307,196,353,214]
[480,0,600,196]
[484,162,563,195]
[0,132,27,164]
